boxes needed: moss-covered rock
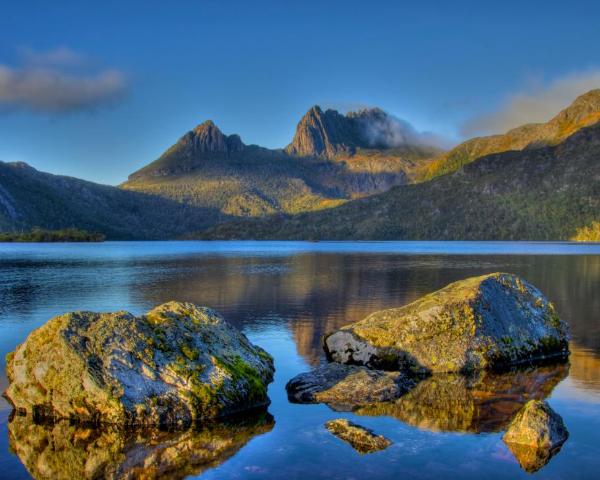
[324,273,569,373]
[285,363,418,410]
[325,419,391,454]
[8,411,274,480]
[4,302,274,426]
[502,400,569,473]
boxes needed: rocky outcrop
[324,273,570,373]
[4,302,274,426]
[8,411,274,480]
[354,363,568,433]
[503,400,569,473]
[127,120,246,179]
[284,105,426,158]
[325,419,391,454]
[286,363,418,410]
[285,106,361,158]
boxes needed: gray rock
[324,273,569,373]
[4,301,274,426]
[286,363,417,410]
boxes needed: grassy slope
[198,122,600,241]
[122,145,438,217]
[418,89,600,181]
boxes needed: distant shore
[0,228,105,243]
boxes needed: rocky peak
[181,120,245,155]
[285,106,363,158]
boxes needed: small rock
[324,273,570,373]
[503,400,569,472]
[4,302,274,426]
[285,363,418,410]
[325,419,391,454]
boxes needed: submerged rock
[4,302,274,426]
[503,400,569,473]
[286,363,418,410]
[325,418,391,454]
[8,411,274,480]
[324,273,569,373]
[354,363,568,433]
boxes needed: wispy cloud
[0,48,127,113]
[462,70,600,136]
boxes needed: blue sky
[1,0,600,185]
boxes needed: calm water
[1,241,599,479]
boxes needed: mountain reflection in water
[7,411,274,480]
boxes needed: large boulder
[324,273,569,373]
[502,400,569,472]
[286,363,418,410]
[4,302,274,426]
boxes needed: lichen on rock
[4,301,274,426]
[325,418,391,454]
[503,399,569,473]
[286,363,418,411]
[324,273,570,373]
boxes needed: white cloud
[0,48,127,113]
[462,70,600,136]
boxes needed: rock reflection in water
[355,363,569,433]
[8,411,274,480]
[505,440,565,474]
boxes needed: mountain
[421,89,600,180]
[0,161,218,239]
[122,108,439,218]
[198,120,600,241]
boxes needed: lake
[1,241,599,479]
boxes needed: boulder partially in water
[503,400,569,473]
[325,419,391,454]
[4,302,274,426]
[324,273,569,373]
[8,411,274,480]
[286,363,418,410]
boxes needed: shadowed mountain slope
[0,161,220,239]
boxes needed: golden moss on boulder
[324,273,569,373]
[4,302,274,426]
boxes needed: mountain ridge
[421,89,600,180]
[197,119,600,241]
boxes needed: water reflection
[505,438,567,474]
[355,363,569,433]
[8,411,274,480]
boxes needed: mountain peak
[285,106,358,157]
[178,120,245,155]
[127,120,246,179]
[285,105,430,157]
